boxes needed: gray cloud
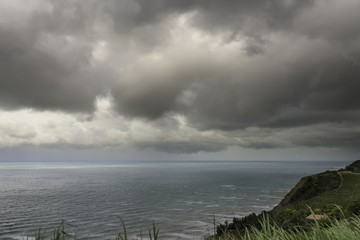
[0,20,107,112]
[138,141,226,154]
[187,47,360,130]
[0,0,360,154]
[291,124,360,149]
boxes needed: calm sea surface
[0,161,346,239]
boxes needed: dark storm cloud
[0,25,107,112]
[187,47,360,130]
[1,0,360,153]
[291,125,360,149]
[106,0,360,130]
[0,0,116,112]
[103,0,313,30]
[0,0,323,114]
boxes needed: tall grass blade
[115,217,128,240]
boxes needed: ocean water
[0,161,346,240]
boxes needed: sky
[0,0,360,162]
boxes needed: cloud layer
[0,0,359,155]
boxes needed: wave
[220,185,236,188]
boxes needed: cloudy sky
[0,0,360,161]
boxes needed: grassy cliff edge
[216,160,360,238]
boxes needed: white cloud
[0,96,228,151]
[0,96,358,155]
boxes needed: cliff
[216,160,360,236]
[275,170,340,208]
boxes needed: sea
[0,160,347,240]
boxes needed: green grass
[207,206,360,239]
[218,214,360,240]
[26,212,360,240]
[30,220,160,240]
[216,167,360,237]
[271,173,360,223]
[32,221,73,240]
[306,173,360,209]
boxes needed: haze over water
[0,161,346,240]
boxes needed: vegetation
[30,220,160,240]
[214,213,360,240]
[344,160,360,173]
[28,212,360,240]
[215,160,360,239]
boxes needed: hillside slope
[217,160,360,236]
